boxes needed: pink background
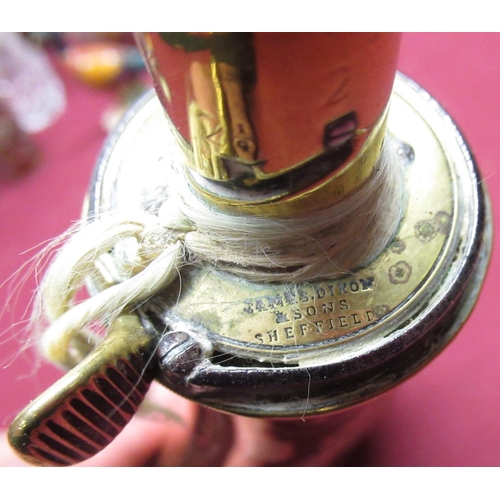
[0,33,499,466]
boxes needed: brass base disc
[89,73,491,417]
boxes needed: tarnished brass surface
[88,73,490,415]
[156,90,454,354]
[90,75,454,354]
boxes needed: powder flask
[86,73,491,420]
[8,33,492,466]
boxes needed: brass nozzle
[136,32,401,215]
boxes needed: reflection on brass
[162,32,258,181]
[8,314,158,466]
[189,107,386,214]
[135,33,398,212]
[177,32,369,203]
[188,59,259,181]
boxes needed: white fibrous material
[35,140,404,368]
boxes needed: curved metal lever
[8,314,158,466]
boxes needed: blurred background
[0,32,498,466]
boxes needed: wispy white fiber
[34,140,404,367]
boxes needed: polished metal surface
[87,73,491,417]
[8,314,158,466]
[135,33,400,214]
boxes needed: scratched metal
[87,74,490,415]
